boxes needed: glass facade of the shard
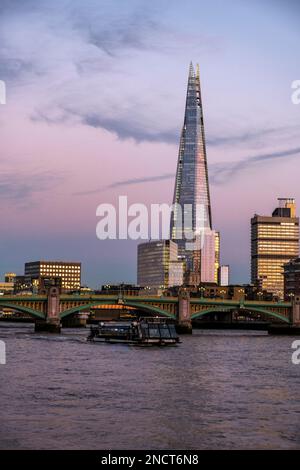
[171,63,215,278]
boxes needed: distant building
[38,276,62,293]
[5,272,16,283]
[14,275,28,293]
[187,283,244,301]
[214,232,220,283]
[168,259,185,287]
[206,285,244,301]
[184,231,219,286]
[100,284,141,296]
[201,230,217,283]
[284,257,300,300]
[3,273,30,294]
[78,286,94,294]
[184,270,201,287]
[137,240,184,289]
[218,265,229,286]
[251,198,299,299]
[0,282,14,294]
[24,261,81,292]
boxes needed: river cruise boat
[87,317,180,346]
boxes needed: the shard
[171,62,217,281]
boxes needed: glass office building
[284,257,300,300]
[251,198,299,298]
[170,62,217,278]
[137,240,184,289]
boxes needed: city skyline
[1,0,300,288]
[1,1,300,457]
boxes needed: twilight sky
[0,0,300,287]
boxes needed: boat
[87,317,180,346]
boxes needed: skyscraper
[137,240,184,289]
[171,62,218,281]
[251,198,299,298]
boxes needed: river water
[0,323,299,450]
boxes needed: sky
[0,0,300,288]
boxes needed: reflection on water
[0,323,299,449]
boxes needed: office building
[5,273,16,283]
[24,261,81,291]
[251,198,299,298]
[284,257,300,300]
[201,230,217,283]
[0,282,14,294]
[100,284,142,296]
[137,240,184,289]
[14,275,29,293]
[214,232,220,283]
[218,265,229,286]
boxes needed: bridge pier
[268,297,300,335]
[62,312,88,328]
[35,286,61,333]
[176,289,192,334]
[35,318,61,333]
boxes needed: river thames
[0,323,299,450]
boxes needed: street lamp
[220,289,226,299]
[199,286,205,298]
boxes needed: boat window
[148,327,160,338]
[160,328,171,338]
[140,325,150,337]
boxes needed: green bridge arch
[0,302,45,319]
[191,306,290,324]
[0,297,291,324]
[60,300,176,320]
